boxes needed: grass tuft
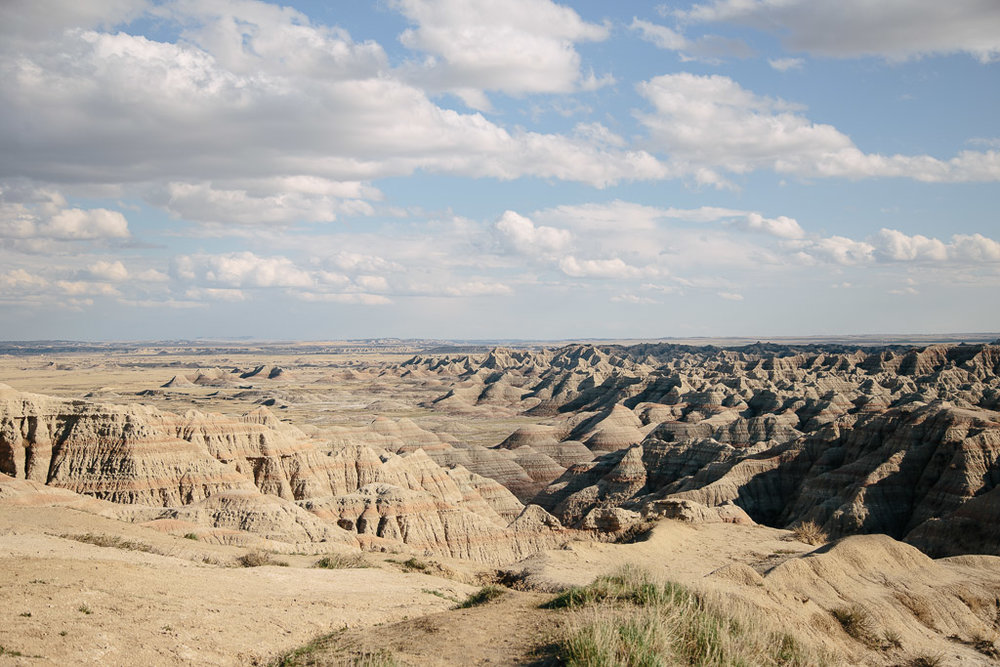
[237,551,289,568]
[77,604,92,615]
[831,605,878,646]
[545,565,818,666]
[790,521,828,546]
[314,553,368,569]
[458,585,505,609]
[183,532,199,541]
[908,654,945,667]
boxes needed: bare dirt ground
[0,505,476,666]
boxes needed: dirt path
[278,590,567,666]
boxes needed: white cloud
[791,229,1000,265]
[0,186,130,241]
[679,0,1000,63]
[0,5,667,200]
[872,229,948,262]
[636,73,1000,183]
[394,0,610,106]
[630,17,753,61]
[768,57,804,71]
[0,269,48,290]
[612,293,658,304]
[184,287,246,302]
[559,256,649,279]
[717,291,743,301]
[86,260,129,281]
[56,280,121,297]
[153,181,375,225]
[496,210,572,254]
[739,213,804,239]
[173,252,314,288]
[631,17,687,51]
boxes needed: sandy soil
[0,507,475,666]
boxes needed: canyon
[2,338,1000,665]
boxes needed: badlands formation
[2,339,1000,664]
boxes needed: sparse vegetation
[314,553,368,569]
[882,629,903,650]
[831,605,878,646]
[19,612,32,617]
[272,630,398,667]
[63,532,155,553]
[421,588,460,603]
[790,521,828,546]
[183,532,199,540]
[0,646,23,657]
[907,653,945,667]
[545,565,817,666]
[78,604,92,615]
[237,551,289,568]
[458,585,505,608]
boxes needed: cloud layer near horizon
[0,0,997,338]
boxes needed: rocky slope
[396,343,1000,557]
[0,385,567,564]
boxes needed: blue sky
[0,0,998,340]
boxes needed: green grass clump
[458,585,505,609]
[183,532,199,541]
[237,551,289,568]
[545,565,818,666]
[314,553,367,569]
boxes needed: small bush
[790,521,828,546]
[237,551,289,568]
[458,585,505,608]
[19,612,31,618]
[832,605,878,646]
[314,553,367,569]
[883,629,903,649]
[908,654,945,667]
[400,557,427,571]
[183,533,199,541]
[77,605,92,615]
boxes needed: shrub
[458,585,505,609]
[831,605,878,646]
[314,553,367,569]
[237,551,289,568]
[790,521,828,546]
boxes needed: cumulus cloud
[173,252,314,288]
[636,73,1000,183]
[0,0,660,194]
[791,229,1000,265]
[395,0,610,107]
[739,213,804,239]
[678,0,1000,63]
[85,260,129,282]
[0,186,130,241]
[559,256,649,279]
[495,210,572,254]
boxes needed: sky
[0,0,998,341]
